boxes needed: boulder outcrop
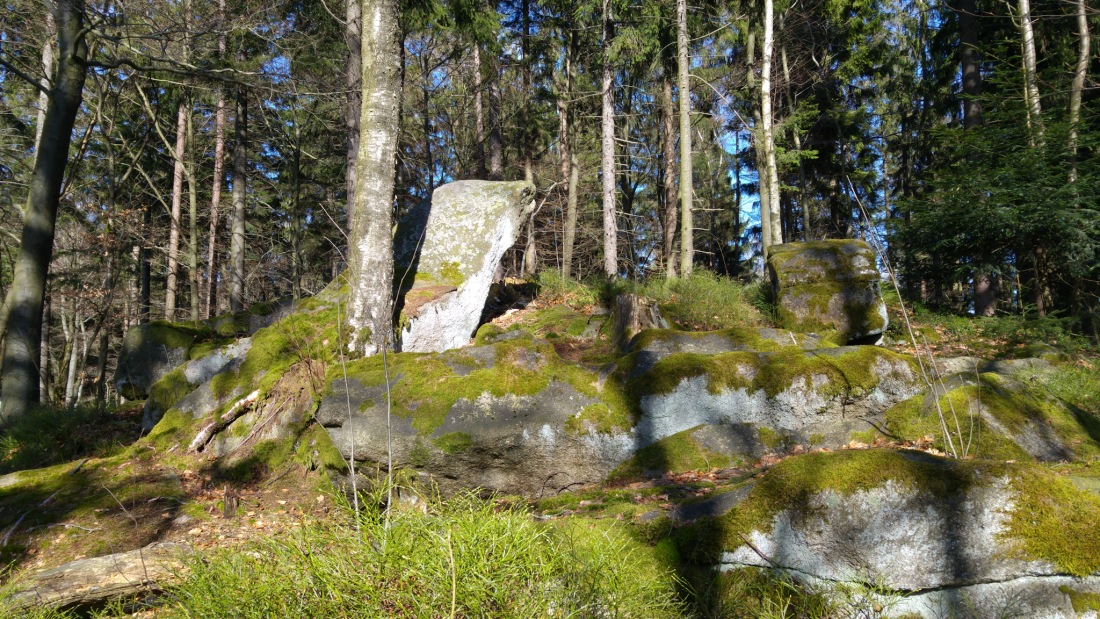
[767,240,888,344]
[712,449,1100,619]
[399,181,535,353]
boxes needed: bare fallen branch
[187,390,261,454]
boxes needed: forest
[0,0,1097,411]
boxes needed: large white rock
[399,180,535,353]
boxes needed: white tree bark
[348,0,400,355]
[1068,0,1089,182]
[677,0,693,276]
[1018,0,1043,143]
[761,0,782,250]
[601,0,617,277]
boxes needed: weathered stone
[400,181,535,353]
[634,346,922,445]
[141,338,252,432]
[716,451,1100,618]
[5,542,186,611]
[114,322,198,400]
[322,378,632,496]
[767,240,888,344]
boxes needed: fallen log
[3,542,187,611]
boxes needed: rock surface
[400,181,535,353]
[6,542,186,611]
[114,322,197,400]
[141,338,252,432]
[767,240,888,344]
[716,450,1100,618]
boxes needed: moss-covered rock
[114,321,207,400]
[767,240,888,344]
[632,345,922,443]
[708,449,1100,616]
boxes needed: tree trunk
[348,0,401,356]
[473,44,486,179]
[229,84,247,312]
[761,0,782,250]
[676,0,692,276]
[673,0,690,275]
[601,0,617,277]
[186,109,199,321]
[488,53,503,181]
[1068,0,1088,182]
[346,0,362,229]
[291,121,303,299]
[34,11,55,152]
[1017,0,1043,143]
[204,0,227,320]
[561,33,578,278]
[164,102,187,320]
[661,64,677,278]
[1,0,87,422]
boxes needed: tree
[676,0,692,275]
[1,0,88,421]
[347,0,401,355]
[600,0,617,277]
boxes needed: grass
[156,491,681,618]
[0,404,143,475]
[639,271,767,332]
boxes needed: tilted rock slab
[400,180,535,352]
[767,240,888,344]
[5,542,186,611]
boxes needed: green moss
[713,450,995,554]
[409,439,431,467]
[142,320,207,351]
[635,346,917,401]
[1059,586,1100,612]
[295,424,347,473]
[565,403,628,436]
[474,323,504,345]
[211,303,341,401]
[881,392,1028,461]
[145,408,197,452]
[1006,467,1100,576]
[439,261,464,287]
[808,433,825,446]
[434,432,473,455]
[610,426,742,480]
[756,426,787,450]
[337,339,634,437]
[148,368,194,415]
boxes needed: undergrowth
[161,491,680,618]
[0,404,142,475]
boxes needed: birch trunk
[761,0,782,250]
[348,0,400,356]
[601,0,617,277]
[561,34,579,277]
[473,44,486,179]
[1068,0,1089,182]
[677,0,693,276]
[1018,0,1043,143]
[346,0,362,228]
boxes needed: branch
[0,56,49,95]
